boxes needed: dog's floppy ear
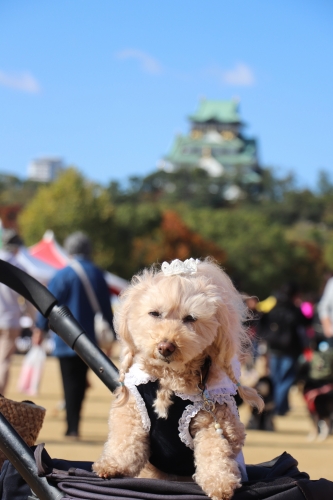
[113,283,138,405]
[115,267,155,349]
[114,286,136,350]
[210,301,264,412]
[208,298,238,372]
[198,259,241,369]
[199,259,264,412]
[113,268,156,406]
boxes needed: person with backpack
[258,283,308,416]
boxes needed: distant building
[27,157,64,182]
[158,99,261,188]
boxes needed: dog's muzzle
[157,341,176,358]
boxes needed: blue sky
[0,0,332,189]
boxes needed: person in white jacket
[318,276,333,343]
[0,229,25,394]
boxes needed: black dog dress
[124,363,247,481]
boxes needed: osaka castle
[158,99,262,185]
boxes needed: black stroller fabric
[1,445,333,500]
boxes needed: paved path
[5,354,333,482]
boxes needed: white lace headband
[161,258,201,276]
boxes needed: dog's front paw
[92,458,124,479]
[201,479,241,500]
[194,466,241,500]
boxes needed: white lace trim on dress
[177,389,244,477]
[177,392,239,449]
[124,364,157,432]
[178,401,202,449]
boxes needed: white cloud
[206,62,255,87]
[0,71,41,93]
[115,49,163,75]
[223,63,255,86]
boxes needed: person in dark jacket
[35,231,114,438]
[258,283,307,416]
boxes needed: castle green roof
[189,100,241,123]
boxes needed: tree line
[2,166,332,300]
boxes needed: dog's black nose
[158,341,176,357]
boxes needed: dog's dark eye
[183,315,197,323]
[149,311,161,318]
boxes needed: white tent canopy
[17,231,128,296]
[16,246,57,283]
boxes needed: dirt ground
[4,353,333,482]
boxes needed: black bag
[1,444,333,500]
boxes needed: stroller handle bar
[0,259,57,317]
[0,259,120,392]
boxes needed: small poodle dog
[93,258,263,500]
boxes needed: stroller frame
[0,259,120,499]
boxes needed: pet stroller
[0,260,333,500]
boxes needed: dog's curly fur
[93,258,264,500]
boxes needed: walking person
[0,230,26,395]
[258,283,308,416]
[35,231,114,438]
[318,275,333,345]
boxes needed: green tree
[317,170,333,197]
[14,165,333,293]
[18,168,116,270]
[18,170,166,278]
[111,202,162,278]
[0,174,42,205]
[131,210,226,270]
[181,206,322,298]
